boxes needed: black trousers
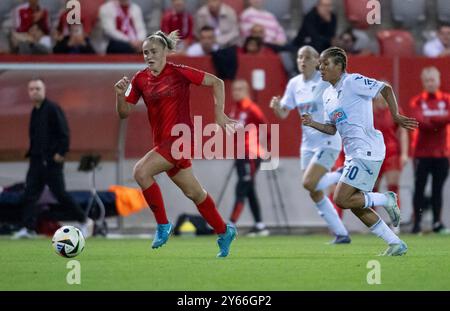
[230,159,262,223]
[22,157,86,230]
[413,157,449,226]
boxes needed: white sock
[316,196,349,236]
[315,171,342,191]
[364,192,388,208]
[370,219,401,245]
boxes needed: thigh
[136,148,175,177]
[169,167,205,199]
[413,158,430,189]
[300,150,314,171]
[431,158,449,188]
[24,160,46,198]
[340,158,383,192]
[46,161,68,195]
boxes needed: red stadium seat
[376,30,416,57]
[222,0,245,16]
[344,0,372,29]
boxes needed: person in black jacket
[12,78,93,238]
[292,0,337,53]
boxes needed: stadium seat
[133,0,155,17]
[263,0,291,23]
[222,0,245,16]
[437,0,450,23]
[39,0,65,21]
[377,30,415,57]
[162,0,201,13]
[0,0,15,21]
[80,0,105,34]
[301,0,318,14]
[391,0,426,28]
[344,0,371,29]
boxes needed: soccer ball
[52,226,85,258]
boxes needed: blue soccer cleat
[329,235,351,244]
[152,222,173,249]
[379,240,408,256]
[217,224,237,258]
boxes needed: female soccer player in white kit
[270,46,350,244]
[302,47,418,256]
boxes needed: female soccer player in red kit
[114,30,238,257]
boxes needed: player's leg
[302,150,349,240]
[230,160,249,225]
[412,158,430,233]
[169,167,236,257]
[430,158,449,233]
[133,149,174,248]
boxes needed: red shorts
[379,154,401,176]
[154,139,193,178]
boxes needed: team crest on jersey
[330,108,347,124]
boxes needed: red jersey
[125,62,205,146]
[14,3,50,34]
[161,9,193,40]
[229,97,270,159]
[373,105,400,158]
[410,91,450,158]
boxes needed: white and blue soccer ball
[52,226,85,258]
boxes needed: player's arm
[270,96,290,119]
[380,84,418,131]
[114,76,134,119]
[301,113,337,135]
[201,73,238,132]
[398,127,409,167]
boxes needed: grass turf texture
[1,234,449,290]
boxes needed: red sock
[143,183,168,224]
[388,184,400,209]
[230,201,244,224]
[196,194,227,234]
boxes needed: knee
[184,188,205,203]
[333,193,348,209]
[302,178,317,193]
[133,163,149,186]
[309,190,323,202]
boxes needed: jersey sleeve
[348,74,385,99]
[125,73,142,105]
[280,78,297,110]
[176,65,206,86]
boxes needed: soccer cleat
[246,226,270,237]
[11,227,37,239]
[329,235,351,244]
[383,191,401,227]
[217,224,237,258]
[379,240,408,256]
[152,222,173,249]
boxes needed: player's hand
[216,112,240,135]
[393,113,419,131]
[114,76,130,96]
[53,153,64,163]
[301,113,314,126]
[269,96,281,110]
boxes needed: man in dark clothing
[12,78,93,238]
[292,0,337,53]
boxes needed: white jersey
[280,71,341,152]
[323,73,386,161]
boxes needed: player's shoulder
[132,67,149,79]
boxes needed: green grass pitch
[1,234,449,291]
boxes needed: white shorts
[339,157,383,192]
[300,148,340,171]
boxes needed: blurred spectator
[186,25,219,56]
[336,28,372,56]
[53,24,95,54]
[195,0,239,48]
[161,0,194,52]
[292,0,337,53]
[11,0,51,54]
[55,0,86,42]
[240,0,287,46]
[410,67,450,234]
[240,36,275,55]
[423,23,450,58]
[99,0,146,54]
